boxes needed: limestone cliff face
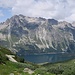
[0,14,75,54]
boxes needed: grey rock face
[0,14,75,55]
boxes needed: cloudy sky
[0,0,75,22]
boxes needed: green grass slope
[0,46,54,75]
[1,46,75,75]
[43,59,75,75]
[0,46,36,75]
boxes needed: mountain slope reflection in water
[23,52,75,63]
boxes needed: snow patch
[6,54,17,63]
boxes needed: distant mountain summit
[0,14,75,62]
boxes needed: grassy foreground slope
[1,46,75,75]
[0,46,37,75]
[43,59,75,75]
[0,46,54,75]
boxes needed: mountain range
[0,14,75,63]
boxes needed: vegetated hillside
[0,46,12,64]
[0,46,24,64]
[0,46,35,75]
[0,46,55,75]
[0,46,75,75]
[43,59,75,75]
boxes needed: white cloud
[0,0,75,22]
[12,0,56,18]
[0,0,15,8]
[65,14,75,22]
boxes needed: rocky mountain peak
[3,15,59,26]
[48,19,58,25]
[0,14,75,54]
[0,14,75,63]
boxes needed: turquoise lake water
[23,52,75,63]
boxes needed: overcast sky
[0,0,75,22]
